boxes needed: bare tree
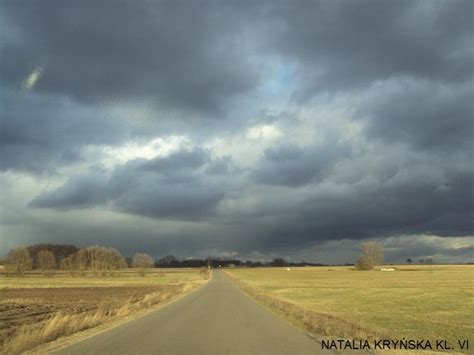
[355,242,384,270]
[87,246,126,276]
[36,250,56,276]
[75,249,89,276]
[132,253,154,276]
[110,248,128,270]
[6,247,32,276]
[419,258,435,265]
[355,254,372,270]
[60,254,76,276]
[362,242,384,266]
[27,244,78,269]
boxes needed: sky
[1,0,473,263]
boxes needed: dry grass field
[0,268,209,354]
[226,265,473,352]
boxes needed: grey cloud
[233,145,473,252]
[142,149,209,175]
[290,235,474,264]
[113,182,223,219]
[360,80,473,151]
[29,173,109,209]
[381,235,474,263]
[2,0,472,173]
[0,90,145,172]
[27,141,474,250]
[267,0,473,97]
[5,1,470,111]
[2,0,473,261]
[1,0,261,113]
[206,156,234,175]
[29,148,227,219]
[253,143,350,187]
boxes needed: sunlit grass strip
[226,272,385,341]
[226,265,473,353]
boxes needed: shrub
[132,253,154,276]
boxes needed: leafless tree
[60,254,77,276]
[132,253,154,276]
[87,246,126,276]
[75,249,90,276]
[6,247,32,276]
[355,254,372,270]
[36,250,56,276]
[355,242,384,270]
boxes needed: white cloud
[246,124,282,140]
[22,65,43,90]
[205,124,283,167]
[99,135,191,168]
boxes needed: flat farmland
[0,269,209,354]
[226,265,473,350]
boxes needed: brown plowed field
[0,284,182,345]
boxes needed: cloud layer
[1,0,472,261]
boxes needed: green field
[227,265,474,350]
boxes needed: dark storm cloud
[379,235,474,263]
[0,0,260,113]
[2,0,473,260]
[5,1,470,109]
[30,148,227,219]
[231,149,474,251]
[253,143,350,187]
[0,90,144,172]
[29,173,109,209]
[359,80,473,151]
[267,0,473,97]
[2,0,472,170]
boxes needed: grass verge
[225,265,473,353]
[226,272,384,341]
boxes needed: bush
[132,253,154,276]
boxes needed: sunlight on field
[0,269,204,289]
[0,268,209,353]
[227,265,474,347]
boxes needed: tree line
[153,255,327,269]
[2,241,432,276]
[1,243,329,276]
[3,244,154,277]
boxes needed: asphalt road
[55,271,333,355]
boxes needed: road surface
[55,271,333,355]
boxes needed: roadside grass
[0,268,210,354]
[226,265,473,351]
